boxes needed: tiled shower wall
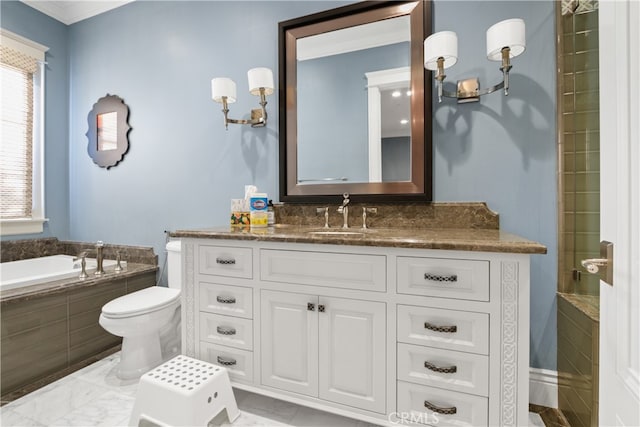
[558,1,601,295]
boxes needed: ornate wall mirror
[278,0,432,202]
[86,94,131,169]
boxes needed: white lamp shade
[486,18,526,61]
[211,78,237,103]
[424,31,458,70]
[248,67,274,96]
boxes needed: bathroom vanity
[172,213,545,427]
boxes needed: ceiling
[20,0,134,25]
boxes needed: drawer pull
[216,257,236,265]
[424,273,458,282]
[216,295,236,304]
[216,326,236,335]
[424,322,458,333]
[217,356,237,366]
[424,361,458,374]
[424,400,457,415]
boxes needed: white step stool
[129,355,240,426]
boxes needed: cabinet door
[261,290,318,397]
[318,297,386,413]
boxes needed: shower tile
[575,69,599,92]
[572,30,599,53]
[573,51,599,73]
[574,10,599,32]
[574,90,599,112]
[563,152,600,173]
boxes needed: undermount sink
[307,230,365,237]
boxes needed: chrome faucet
[95,240,105,276]
[337,193,350,228]
[316,207,330,228]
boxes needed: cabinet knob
[424,361,457,374]
[307,303,315,311]
[424,322,457,333]
[318,304,325,313]
[424,273,458,283]
[424,400,457,415]
[216,356,237,366]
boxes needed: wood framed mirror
[86,94,131,169]
[278,0,432,203]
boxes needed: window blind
[1,45,37,219]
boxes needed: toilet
[99,240,182,380]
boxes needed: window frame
[1,28,48,236]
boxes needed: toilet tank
[166,240,182,290]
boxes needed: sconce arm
[219,89,269,130]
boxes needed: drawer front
[397,381,488,427]
[397,305,489,355]
[199,313,253,351]
[397,343,489,397]
[260,249,386,292]
[397,257,489,301]
[199,283,253,319]
[199,245,253,279]
[199,342,253,384]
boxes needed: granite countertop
[171,225,547,254]
[0,263,159,303]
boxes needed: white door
[318,297,386,413]
[261,290,318,396]
[597,1,640,425]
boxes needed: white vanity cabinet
[181,237,532,427]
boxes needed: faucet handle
[73,251,88,261]
[115,250,124,272]
[362,207,378,229]
[316,207,330,228]
[96,240,104,248]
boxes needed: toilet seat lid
[102,287,181,318]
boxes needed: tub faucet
[337,193,350,228]
[95,241,105,276]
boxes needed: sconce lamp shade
[248,67,274,96]
[486,18,526,61]
[212,78,237,103]
[424,31,458,70]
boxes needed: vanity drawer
[199,313,253,351]
[260,249,386,292]
[397,305,489,355]
[397,257,489,301]
[397,343,489,397]
[397,381,488,427]
[199,342,253,384]
[199,245,253,279]
[199,283,253,319]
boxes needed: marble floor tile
[2,352,553,427]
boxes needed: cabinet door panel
[261,290,318,397]
[319,297,386,413]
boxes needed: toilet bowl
[99,240,182,380]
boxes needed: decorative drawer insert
[199,342,253,384]
[199,283,253,319]
[397,257,489,301]
[397,381,488,427]
[397,343,489,396]
[397,305,489,355]
[260,249,386,292]
[199,312,253,351]
[199,245,253,279]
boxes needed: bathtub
[0,255,117,291]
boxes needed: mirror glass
[279,0,432,202]
[97,112,118,151]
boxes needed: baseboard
[529,368,558,408]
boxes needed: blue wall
[0,0,70,240]
[2,0,557,371]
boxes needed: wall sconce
[211,67,274,129]
[424,18,526,103]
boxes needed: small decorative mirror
[86,94,131,169]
